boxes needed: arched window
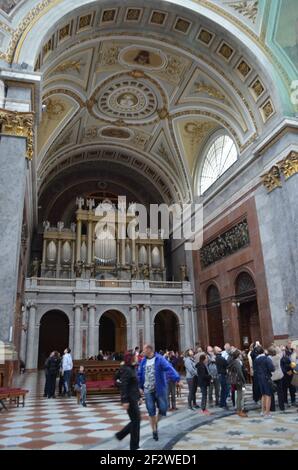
[199,134,237,194]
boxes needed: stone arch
[37,309,70,368]
[98,309,127,353]
[153,308,181,352]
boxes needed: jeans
[47,373,57,398]
[116,400,140,450]
[167,381,176,409]
[236,385,245,412]
[186,378,197,407]
[271,378,285,411]
[144,389,168,417]
[80,384,87,404]
[63,370,72,394]
[208,378,220,404]
[219,374,227,407]
[200,385,208,411]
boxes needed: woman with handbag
[268,346,285,413]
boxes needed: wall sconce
[285,302,295,315]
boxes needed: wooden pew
[72,360,120,402]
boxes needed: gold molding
[0,108,34,159]
[261,151,298,192]
[278,151,298,181]
[261,165,281,193]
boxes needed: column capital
[143,305,151,310]
[0,108,34,160]
[182,305,192,310]
[130,305,138,310]
[88,304,96,310]
[73,304,83,310]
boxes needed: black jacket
[196,363,211,387]
[215,354,228,375]
[119,365,141,403]
[47,356,60,375]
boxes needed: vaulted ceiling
[0,0,295,210]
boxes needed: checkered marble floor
[1,372,296,450]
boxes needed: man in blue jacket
[138,344,181,441]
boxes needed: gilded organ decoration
[40,198,166,280]
[200,220,250,269]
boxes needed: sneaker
[237,411,248,418]
[153,431,159,441]
[193,405,200,409]
[201,409,211,415]
[264,414,273,419]
[188,406,194,410]
[260,412,264,416]
[82,402,87,407]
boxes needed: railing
[36,278,76,287]
[95,280,132,288]
[26,278,190,291]
[149,281,184,289]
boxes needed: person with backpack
[184,349,199,410]
[227,350,248,417]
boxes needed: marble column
[73,304,82,359]
[143,305,151,345]
[19,308,27,363]
[88,305,96,357]
[130,305,138,350]
[0,134,27,344]
[26,304,37,369]
[183,305,192,350]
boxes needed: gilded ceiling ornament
[261,100,274,120]
[132,131,149,149]
[250,79,264,98]
[157,107,169,120]
[183,121,216,148]
[261,165,282,193]
[58,24,71,41]
[164,55,186,84]
[227,1,259,24]
[126,9,141,21]
[0,108,34,160]
[98,44,120,66]
[129,70,145,79]
[237,60,251,78]
[194,82,225,101]
[150,11,167,25]
[278,151,298,181]
[45,98,65,119]
[197,29,213,45]
[54,60,81,74]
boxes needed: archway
[154,310,179,352]
[206,285,224,347]
[99,310,127,353]
[236,272,261,348]
[38,310,69,368]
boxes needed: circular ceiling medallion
[97,79,157,119]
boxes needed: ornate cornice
[277,151,298,181]
[0,108,34,159]
[261,151,298,193]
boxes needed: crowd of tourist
[42,340,298,450]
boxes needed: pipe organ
[40,199,166,280]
